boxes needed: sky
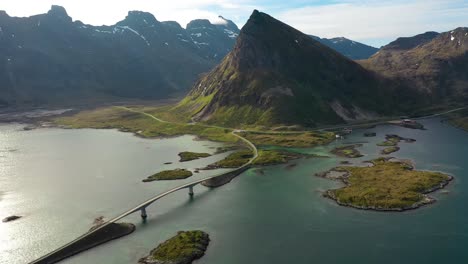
[1,0,467,47]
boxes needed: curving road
[31,104,466,263]
[31,108,258,264]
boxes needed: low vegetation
[239,131,335,148]
[447,109,468,131]
[324,158,452,211]
[331,144,363,158]
[377,136,400,146]
[55,107,238,143]
[377,134,415,147]
[143,169,193,182]
[381,146,400,155]
[139,230,210,264]
[252,149,317,166]
[178,152,211,162]
[204,150,254,169]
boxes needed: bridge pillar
[188,186,194,196]
[141,207,148,220]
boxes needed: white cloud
[275,0,468,46]
[0,0,258,27]
[1,0,467,46]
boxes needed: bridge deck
[31,132,257,264]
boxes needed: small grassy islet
[143,169,193,182]
[323,158,452,211]
[331,144,363,158]
[178,151,211,162]
[381,146,400,155]
[138,230,210,264]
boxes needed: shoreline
[33,222,135,264]
[316,158,454,212]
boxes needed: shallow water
[1,119,468,264]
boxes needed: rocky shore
[138,230,210,264]
[35,222,135,264]
[2,215,22,223]
[316,157,453,212]
[331,144,364,158]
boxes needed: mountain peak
[186,19,217,31]
[180,11,405,127]
[383,31,439,51]
[212,15,239,32]
[118,11,158,26]
[47,5,71,22]
[246,9,272,25]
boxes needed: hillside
[310,35,378,60]
[0,6,239,107]
[174,10,419,128]
[360,29,468,103]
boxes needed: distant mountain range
[0,6,381,108]
[360,28,468,104]
[174,10,417,127]
[1,5,465,120]
[310,35,378,60]
[0,6,239,107]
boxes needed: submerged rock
[2,215,21,223]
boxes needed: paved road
[32,104,466,263]
[32,108,258,264]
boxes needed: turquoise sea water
[1,119,467,264]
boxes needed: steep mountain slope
[360,29,468,103]
[0,6,239,107]
[176,10,418,128]
[310,35,378,60]
[186,16,239,60]
[381,31,439,50]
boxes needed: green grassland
[178,152,211,162]
[239,131,335,148]
[205,150,254,169]
[447,109,468,131]
[381,146,400,155]
[253,149,315,166]
[327,158,451,210]
[139,230,209,264]
[55,107,238,143]
[377,137,400,146]
[55,107,336,149]
[331,144,363,158]
[142,169,193,182]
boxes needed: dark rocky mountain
[381,31,439,50]
[0,6,239,107]
[175,10,418,128]
[310,35,378,60]
[186,16,239,60]
[360,28,468,103]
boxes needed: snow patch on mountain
[115,26,151,46]
[223,29,238,39]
